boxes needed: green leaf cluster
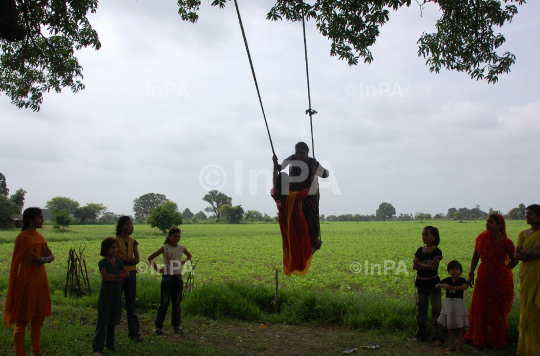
[147,200,183,233]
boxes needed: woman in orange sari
[271,172,312,276]
[464,214,517,347]
[4,207,54,356]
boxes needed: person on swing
[273,141,329,253]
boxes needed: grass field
[0,221,529,355]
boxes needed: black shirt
[440,277,467,299]
[415,246,442,279]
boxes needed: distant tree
[320,214,326,222]
[191,217,198,223]
[376,202,396,221]
[195,211,207,221]
[45,197,80,214]
[338,214,353,221]
[0,174,25,222]
[133,193,167,221]
[74,203,107,224]
[182,208,194,219]
[218,204,245,224]
[42,209,52,221]
[98,212,120,224]
[263,214,271,222]
[147,201,183,233]
[489,207,502,215]
[415,213,425,222]
[424,213,432,221]
[447,208,457,220]
[0,173,8,196]
[454,211,463,223]
[434,213,445,220]
[396,213,413,221]
[470,205,488,219]
[244,210,263,222]
[53,209,72,230]
[469,214,477,220]
[9,188,26,215]
[327,215,338,222]
[0,195,17,221]
[202,190,232,220]
[518,203,526,220]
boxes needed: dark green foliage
[147,200,183,233]
[9,188,25,214]
[202,190,232,220]
[376,202,396,221]
[52,209,72,230]
[0,0,101,111]
[218,204,245,224]
[183,208,194,219]
[0,173,8,196]
[73,203,106,224]
[45,197,80,214]
[177,0,525,83]
[244,210,263,222]
[133,193,168,221]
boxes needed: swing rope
[300,0,317,159]
[233,0,276,157]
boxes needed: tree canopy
[45,196,80,214]
[202,190,232,220]
[0,0,526,111]
[376,202,396,221]
[133,193,168,221]
[0,0,101,111]
[178,0,525,83]
[147,200,183,233]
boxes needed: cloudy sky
[1,0,539,218]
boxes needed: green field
[0,221,529,355]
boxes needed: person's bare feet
[455,347,463,355]
[433,340,442,346]
[445,345,456,352]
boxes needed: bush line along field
[0,221,527,354]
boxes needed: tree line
[325,203,529,223]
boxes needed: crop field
[0,220,529,297]
[0,221,528,355]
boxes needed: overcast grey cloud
[1,0,539,218]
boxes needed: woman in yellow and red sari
[514,204,540,356]
[4,207,54,356]
[271,171,312,276]
[464,213,517,347]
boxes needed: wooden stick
[274,268,279,313]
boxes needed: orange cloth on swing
[4,230,51,328]
[272,190,312,276]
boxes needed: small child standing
[413,226,444,345]
[436,260,469,355]
[93,238,130,356]
[148,227,192,335]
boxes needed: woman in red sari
[271,172,312,276]
[464,214,518,347]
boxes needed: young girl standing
[148,227,192,334]
[4,207,54,356]
[413,226,444,345]
[93,238,130,356]
[436,260,469,355]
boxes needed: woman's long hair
[21,207,42,231]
